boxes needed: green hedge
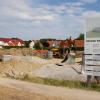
[4,46,25,49]
[71,47,84,51]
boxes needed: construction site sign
[84,17,100,76]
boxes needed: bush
[24,40,32,48]
[34,42,43,50]
[4,46,25,49]
[71,47,84,51]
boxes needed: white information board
[84,17,100,76]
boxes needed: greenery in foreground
[8,74,100,92]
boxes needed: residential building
[0,38,25,47]
[29,41,35,49]
[47,40,61,48]
[74,40,84,48]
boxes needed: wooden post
[94,76,100,84]
[87,75,92,87]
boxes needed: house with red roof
[74,40,84,48]
[60,40,69,48]
[47,40,61,48]
[60,38,84,49]
[60,37,75,48]
[0,38,25,47]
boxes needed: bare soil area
[0,49,99,100]
[0,59,41,77]
[0,78,99,100]
[0,48,62,78]
[0,86,62,100]
[0,55,62,78]
[0,48,33,56]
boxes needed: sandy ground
[0,48,82,79]
[0,56,62,76]
[0,52,99,100]
[0,77,100,100]
[0,56,84,81]
[0,86,62,100]
[32,56,62,65]
[0,59,41,77]
[33,63,86,81]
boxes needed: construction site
[0,47,99,100]
[0,0,100,99]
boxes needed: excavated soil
[0,48,33,56]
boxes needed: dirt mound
[0,53,62,78]
[0,48,33,56]
[0,59,41,77]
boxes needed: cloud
[0,0,56,21]
[0,0,99,40]
[82,11,100,18]
[79,0,98,4]
[0,0,85,20]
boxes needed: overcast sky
[0,0,100,40]
[86,17,100,32]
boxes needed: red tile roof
[0,38,12,42]
[10,40,21,46]
[7,42,15,46]
[0,38,24,46]
[33,50,48,53]
[16,38,24,44]
[74,40,84,48]
[60,40,69,48]
[60,40,84,48]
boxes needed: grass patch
[15,74,100,91]
[7,74,100,92]
[22,74,83,88]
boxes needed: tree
[76,33,84,40]
[34,41,43,50]
[40,39,50,49]
[24,40,32,48]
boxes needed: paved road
[0,77,100,100]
